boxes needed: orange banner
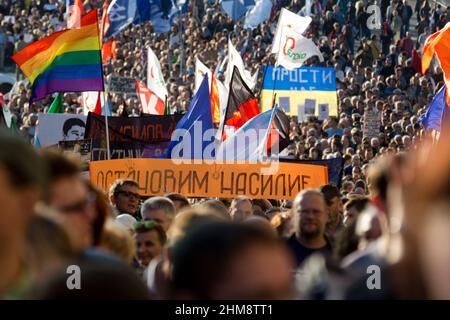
[90,159,328,200]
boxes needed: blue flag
[174,0,189,13]
[133,0,152,24]
[147,0,174,33]
[104,95,112,116]
[105,0,187,38]
[148,0,189,34]
[419,85,447,132]
[104,0,138,39]
[166,75,215,159]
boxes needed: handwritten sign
[90,159,329,200]
[363,108,381,139]
[108,77,137,95]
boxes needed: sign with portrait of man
[62,117,86,141]
[35,113,87,148]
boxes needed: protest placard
[363,108,381,139]
[85,112,183,160]
[90,159,328,200]
[261,66,338,117]
[35,114,87,148]
[58,139,92,171]
[108,76,137,95]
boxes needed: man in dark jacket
[399,0,413,37]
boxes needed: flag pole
[258,65,268,99]
[260,104,278,160]
[270,68,280,110]
[99,7,111,160]
[103,90,111,160]
[179,6,184,78]
[271,25,285,109]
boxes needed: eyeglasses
[116,190,140,199]
[58,192,96,214]
[133,220,159,230]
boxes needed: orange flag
[101,0,110,38]
[102,38,116,63]
[422,22,450,105]
[210,74,221,124]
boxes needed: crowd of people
[2,128,450,299]
[0,0,449,300]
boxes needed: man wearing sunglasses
[108,179,141,217]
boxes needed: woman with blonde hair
[99,219,136,264]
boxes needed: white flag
[276,28,323,70]
[305,0,312,16]
[271,8,312,54]
[2,105,12,128]
[251,69,258,86]
[147,48,168,102]
[195,58,212,94]
[243,0,273,30]
[82,91,104,115]
[217,78,229,114]
[225,39,256,89]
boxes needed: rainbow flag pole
[102,90,111,160]
[11,9,104,102]
[100,3,111,160]
[12,9,110,159]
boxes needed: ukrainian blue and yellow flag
[260,66,338,120]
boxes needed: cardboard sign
[58,139,92,170]
[363,108,381,139]
[35,113,87,147]
[90,159,328,200]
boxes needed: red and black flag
[224,66,260,128]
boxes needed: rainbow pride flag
[12,10,104,102]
